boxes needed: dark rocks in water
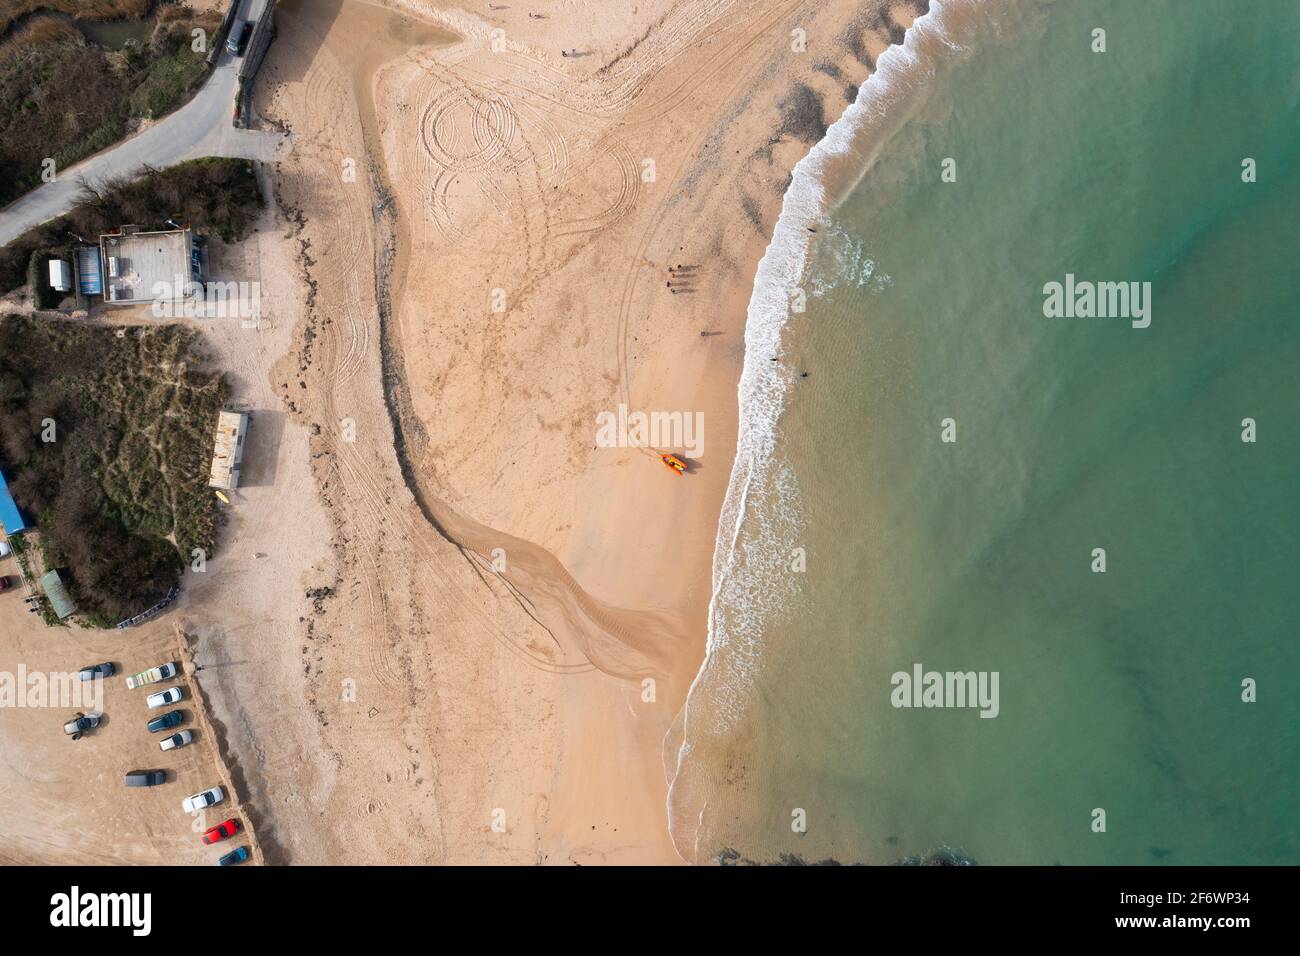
[716,844,976,866]
[717,849,849,866]
[894,846,978,867]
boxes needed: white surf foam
[665,0,984,863]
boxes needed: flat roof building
[48,259,72,292]
[40,569,77,620]
[100,226,204,305]
[208,410,249,490]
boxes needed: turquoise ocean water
[669,0,1299,865]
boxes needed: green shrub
[26,249,60,309]
[0,4,221,207]
[127,48,210,119]
[0,158,262,294]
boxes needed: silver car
[63,712,102,739]
[77,662,115,681]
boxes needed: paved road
[0,0,284,246]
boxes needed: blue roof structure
[0,463,25,534]
[77,247,103,295]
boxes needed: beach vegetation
[0,157,263,296]
[0,1,222,208]
[0,315,227,624]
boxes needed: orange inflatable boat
[660,453,687,476]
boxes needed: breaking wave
[665,0,986,863]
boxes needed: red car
[201,818,240,844]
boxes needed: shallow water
[75,18,150,50]
[675,0,1300,865]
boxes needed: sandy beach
[247,0,927,864]
[0,0,926,865]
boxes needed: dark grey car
[124,769,166,787]
[78,662,115,681]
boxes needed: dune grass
[0,1,154,36]
[0,315,228,625]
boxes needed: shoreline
[667,0,980,861]
[0,0,952,866]
[0,0,944,868]
[299,0,943,864]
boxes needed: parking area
[0,581,261,865]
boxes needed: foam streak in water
[664,0,985,864]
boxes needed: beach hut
[208,410,249,490]
[40,570,77,620]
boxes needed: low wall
[234,1,277,128]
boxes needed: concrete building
[100,226,205,305]
[208,410,249,490]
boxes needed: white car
[182,786,225,814]
[159,730,194,752]
[0,540,10,558]
[146,686,183,709]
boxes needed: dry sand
[0,0,927,865]
[238,0,925,864]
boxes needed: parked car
[226,20,252,56]
[202,819,241,845]
[217,846,250,866]
[63,712,101,739]
[159,730,194,752]
[124,769,166,787]
[0,539,11,558]
[77,662,115,681]
[147,710,183,733]
[0,576,11,592]
[182,786,225,813]
[146,686,183,709]
[126,662,178,690]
